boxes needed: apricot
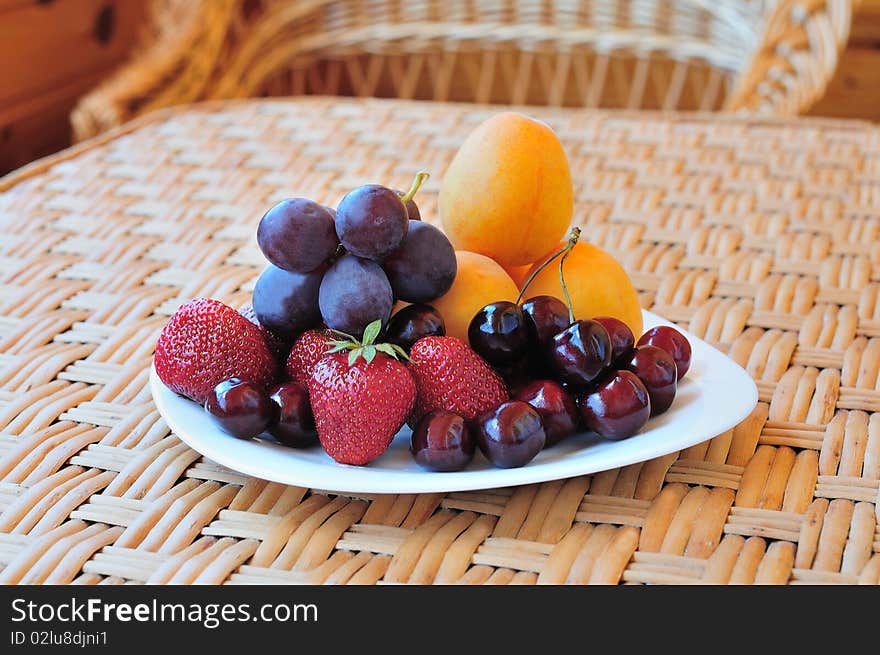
[522,241,644,337]
[440,112,573,267]
[429,251,519,342]
[502,264,532,288]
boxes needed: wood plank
[810,48,880,122]
[0,0,146,106]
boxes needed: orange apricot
[522,241,644,337]
[439,112,573,267]
[429,251,519,342]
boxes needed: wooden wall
[0,0,147,174]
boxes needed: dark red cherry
[521,296,570,345]
[410,410,475,472]
[577,370,650,440]
[624,345,677,416]
[268,382,318,447]
[386,303,445,352]
[476,400,546,468]
[593,316,635,363]
[513,380,579,446]
[468,301,530,366]
[205,378,276,440]
[549,319,612,386]
[637,326,692,379]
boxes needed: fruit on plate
[252,264,325,340]
[549,319,613,387]
[385,303,445,352]
[637,326,692,379]
[205,378,277,440]
[476,400,546,468]
[394,189,421,220]
[268,382,318,447]
[522,240,643,338]
[319,254,394,336]
[407,336,508,425]
[239,303,291,363]
[155,297,277,404]
[410,410,475,472]
[513,380,578,446]
[308,320,415,465]
[593,316,635,364]
[285,329,333,388]
[256,198,338,273]
[521,295,570,346]
[383,220,457,303]
[428,251,518,342]
[467,300,530,366]
[334,172,428,260]
[440,112,573,266]
[502,263,532,288]
[577,370,651,440]
[624,345,677,416]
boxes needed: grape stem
[400,171,430,204]
[515,226,581,308]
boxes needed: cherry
[476,400,546,468]
[410,410,475,472]
[205,378,276,440]
[495,358,534,397]
[268,382,318,447]
[521,295,570,346]
[624,345,677,415]
[549,319,612,387]
[593,316,635,364]
[468,301,530,366]
[386,303,445,352]
[577,370,650,440]
[637,326,692,379]
[513,380,578,446]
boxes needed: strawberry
[308,321,415,465]
[408,336,508,424]
[239,303,291,363]
[156,297,277,404]
[286,329,333,387]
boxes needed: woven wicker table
[1,98,878,585]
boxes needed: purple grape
[394,190,421,220]
[319,255,393,337]
[335,185,408,260]
[253,264,324,340]
[256,198,338,273]
[383,221,456,303]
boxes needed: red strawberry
[308,320,415,465]
[156,297,277,404]
[286,329,333,387]
[408,336,508,424]
[239,303,291,363]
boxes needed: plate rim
[150,309,758,494]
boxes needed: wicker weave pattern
[2,98,879,585]
[71,0,856,142]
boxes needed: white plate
[150,310,757,494]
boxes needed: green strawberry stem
[515,226,581,307]
[327,319,410,365]
[400,171,430,204]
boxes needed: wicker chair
[71,0,856,142]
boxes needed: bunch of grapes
[252,172,457,341]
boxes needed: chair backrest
[72,0,855,141]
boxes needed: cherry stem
[558,227,581,324]
[515,226,581,306]
[400,170,430,204]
